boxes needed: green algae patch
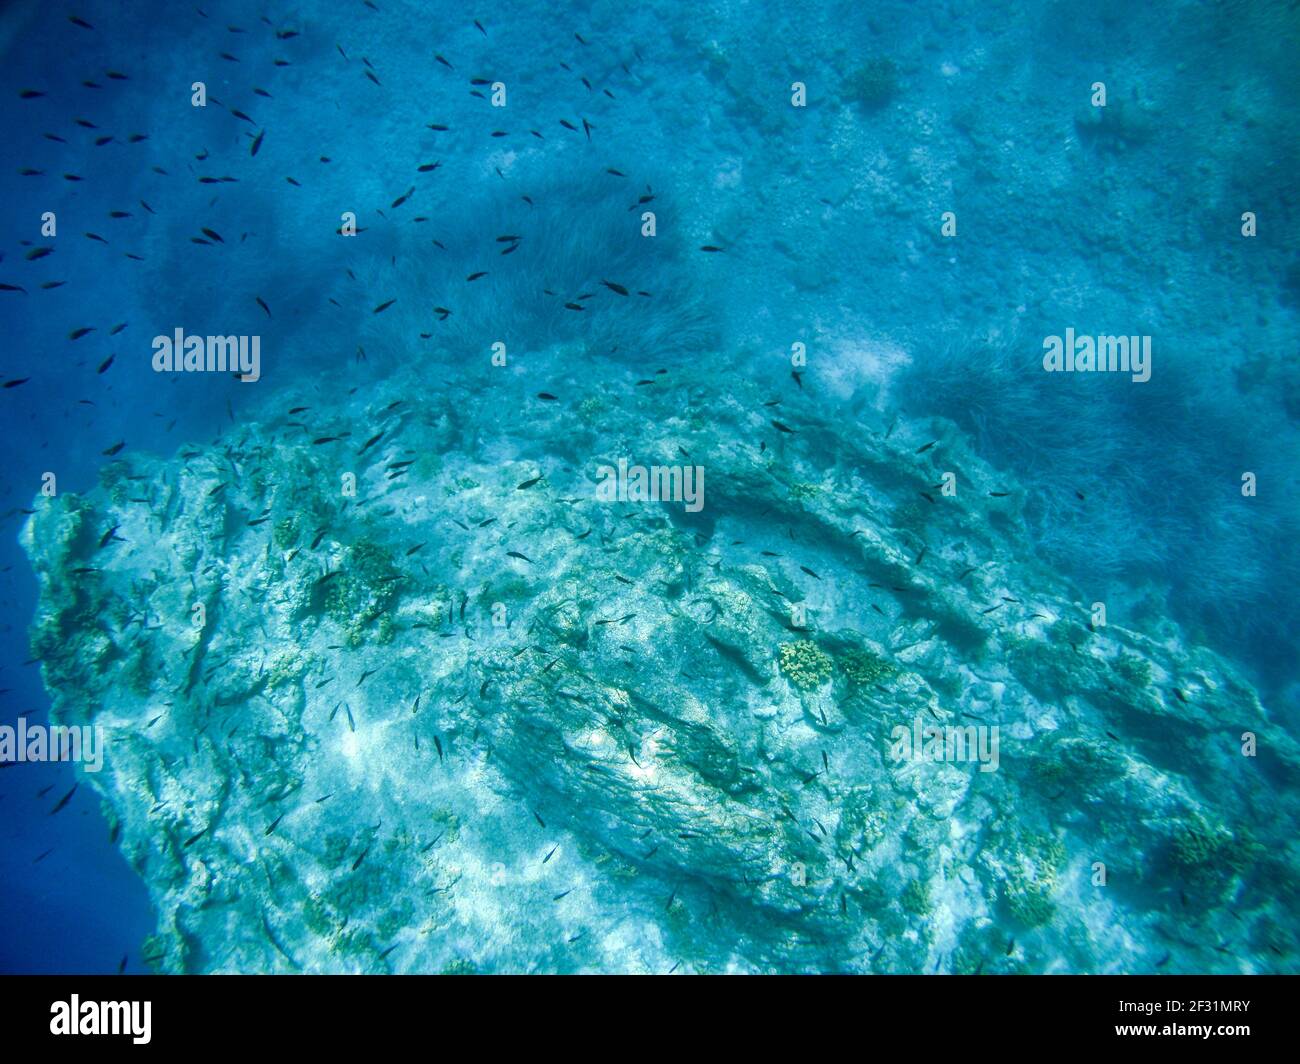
[839,646,896,686]
[1171,815,1259,897]
[319,540,402,645]
[1112,653,1154,689]
[981,827,1067,929]
[848,58,899,110]
[779,640,833,690]
[900,876,932,918]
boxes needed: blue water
[1,0,1297,973]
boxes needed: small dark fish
[49,784,78,815]
[800,565,821,580]
[507,550,532,563]
[97,354,115,374]
[373,299,395,314]
[516,475,543,490]
[700,245,723,252]
[916,440,938,454]
[102,440,125,456]
[771,420,795,434]
[265,813,284,836]
[250,130,264,156]
[543,845,558,864]
[536,392,558,401]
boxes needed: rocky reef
[22,357,1300,973]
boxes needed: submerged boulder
[22,359,1300,973]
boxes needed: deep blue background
[2,0,1297,972]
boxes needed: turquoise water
[1,0,1298,973]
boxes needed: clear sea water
[0,0,1297,973]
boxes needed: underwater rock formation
[22,359,1300,973]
